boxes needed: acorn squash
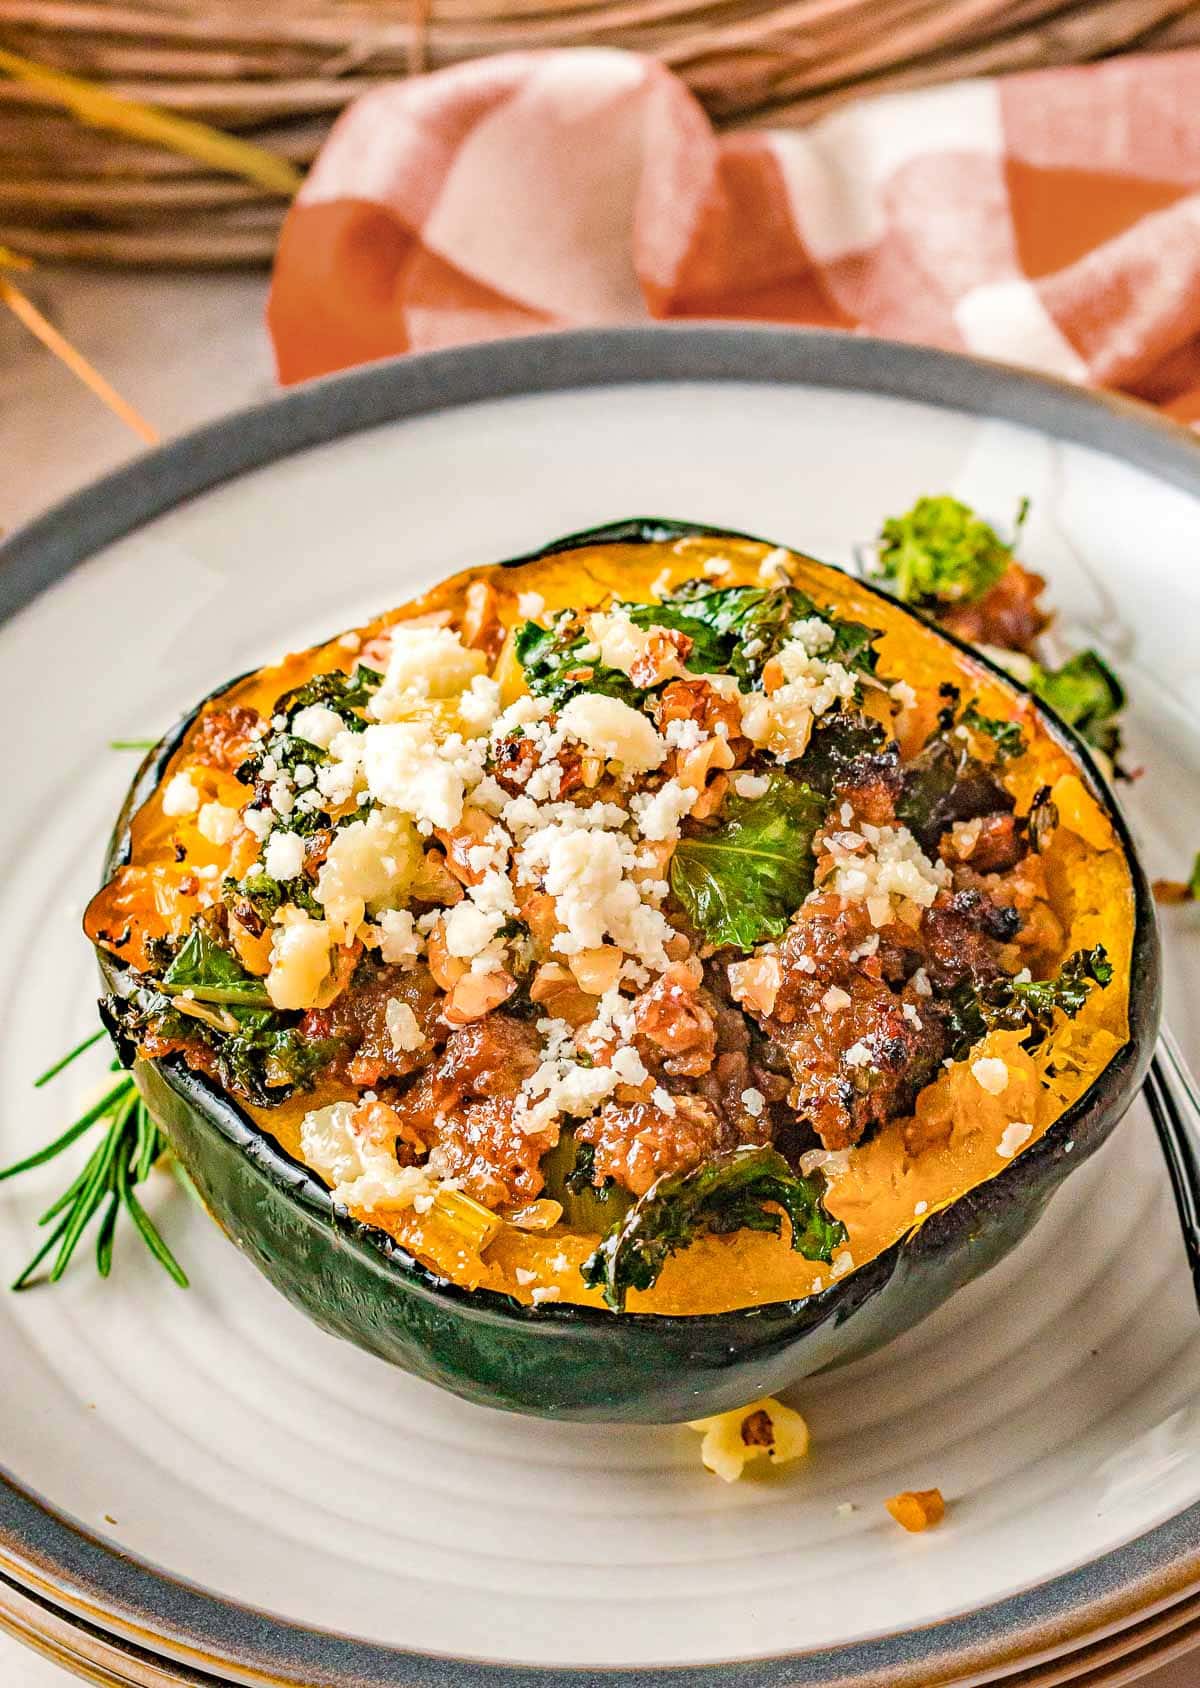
[85,519,1159,1421]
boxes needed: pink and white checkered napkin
[268,47,1200,422]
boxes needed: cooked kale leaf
[514,615,645,709]
[896,728,1014,854]
[580,1145,846,1311]
[665,580,879,685]
[106,922,337,1106]
[1026,649,1125,764]
[873,495,1024,608]
[276,663,382,728]
[160,925,273,1009]
[517,585,880,706]
[946,944,1113,1056]
[214,1021,338,1102]
[794,711,889,796]
[104,969,336,1109]
[224,867,321,924]
[961,705,1027,763]
[240,663,383,787]
[515,601,728,707]
[670,773,827,950]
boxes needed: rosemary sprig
[1,1032,188,1291]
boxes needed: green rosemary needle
[2,1031,188,1290]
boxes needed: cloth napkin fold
[268,47,1200,422]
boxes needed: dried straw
[0,0,1193,264]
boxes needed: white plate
[1,328,1198,1688]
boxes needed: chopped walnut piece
[443,969,517,1025]
[460,579,505,658]
[634,962,717,1078]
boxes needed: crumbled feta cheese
[733,772,771,800]
[291,703,346,749]
[162,771,200,817]
[631,777,698,842]
[664,716,704,752]
[385,998,425,1054]
[516,821,673,970]
[196,801,239,846]
[375,908,423,967]
[491,694,551,740]
[740,639,857,762]
[458,674,501,734]
[971,1057,1009,1096]
[586,608,665,679]
[703,556,732,578]
[823,823,949,928]
[236,811,269,850]
[830,1249,854,1279]
[889,679,918,713]
[843,1040,872,1068]
[786,616,835,656]
[316,808,421,939]
[263,829,306,882]
[741,1087,765,1117]
[822,986,851,1013]
[443,899,505,959]
[370,624,487,720]
[517,591,546,619]
[558,692,666,774]
[470,775,508,816]
[361,721,470,828]
[997,1121,1034,1159]
[651,1086,676,1116]
[610,1046,649,1086]
[268,776,295,817]
[300,1100,435,1214]
[914,1200,928,1215]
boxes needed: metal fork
[1143,1028,1200,1311]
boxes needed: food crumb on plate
[687,1396,810,1482]
[886,1488,946,1532]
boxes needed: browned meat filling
[938,560,1048,654]
[579,1096,731,1197]
[389,1016,553,1208]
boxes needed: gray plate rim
[2,323,1199,1688]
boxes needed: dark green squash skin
[94,519,1161,1422]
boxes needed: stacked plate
[2,327,1198,1687]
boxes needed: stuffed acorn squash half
[86,519,1159,1421]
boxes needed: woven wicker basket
[3,0,1198,265]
